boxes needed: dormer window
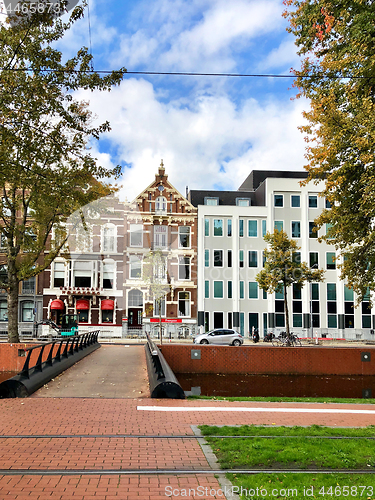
[156,196,167,213]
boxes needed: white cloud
[258,38,300,72]
[76,78,308,201]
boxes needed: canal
[178,373,375,399]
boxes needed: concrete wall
[160,345,375,376]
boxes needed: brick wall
[160,345,375,376]
[0,343,62,372]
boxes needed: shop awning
[101,299,114,310]
[76,299,90,310]
[50,299,64,310]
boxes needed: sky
[58,0,309,201]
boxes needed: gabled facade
[123,161,198,338]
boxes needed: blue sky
[61,0,308,200]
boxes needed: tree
[0,5,126,341]
[143,250,171,345]
[256,229,324,339]
[283,0,375,302]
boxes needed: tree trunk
[7,270,20,343]
[284,283,290,339]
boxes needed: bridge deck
[33,344,150,398]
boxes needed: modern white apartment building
[189,171,375,341]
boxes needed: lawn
[199,425,375,499]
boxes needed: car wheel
[200,339,209,344]
[232,339,241,346]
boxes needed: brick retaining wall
[0,343,62,372]
[159,345,375,376]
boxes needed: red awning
[76,299,90,310]
[101,299,114,310]
[50,299,64,310]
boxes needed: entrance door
[249,313,259,334]
[128,308,142,327]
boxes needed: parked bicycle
[272,331,302,346]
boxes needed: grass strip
[188,395,375,404]
[200,426,375,499]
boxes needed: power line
[0,67,369,79]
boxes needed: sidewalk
[0,398,374,499]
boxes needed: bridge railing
[144,332,185,399]
[0,332,100,398]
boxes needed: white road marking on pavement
[137,406,375,414]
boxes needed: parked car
[194,329,243,346]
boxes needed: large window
[213,250,223,267]
[178,226,191,248]
[309,221,318,238]
[178,292,190,317]
[204,197,218,206]
[248,282,258,299]
[21,301,34,322]
[129,255,142,278]
[213,219,223,236]
[274,195,283,207]
[309,252,319,268]
[102,226,116,253]
[309,195,318,208]
[292,221,301,238]
[213,281,223,298]
[248,251,257,267]
[326,252,336,270]
[102,261,115,289]
[274,221,283,231]
[130,224,143,247]
[72,261,92,287]
[54,262,65,287]
[327,283,337,328]
[155,196,167,213]
[204,249,209,267]
[75,225,92,253]
[248,220,257,237]
[178,257,190,280]
[0,301,7,321]
[291,195,300,207]
[22,277,35,294]
[205,218,209,236]
[154,297,166,317]
[154,225,168,249]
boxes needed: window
[0,233,6,248]
[291,195,300,208]
[130,224,143,247]
[293,314,302,327]
[154,226,168,249]
[344,285,354,328]
[326,199,332,208]
[205,249,209,267]
[291,221,301,238]
[227,281,232,299]
[227,219,232,237]
[213,250,223,267]
[21,301,34,322]
[309,221,318,238]
[213,219,223,236]
[53,262,65,287]
[178,226,190,248]
[309,252,319,268]
[155,196,167,213]
[213,281,223,298]
[274,195,283,207]
[205,218,209,236]
[178,257,190,280]
[236,198,250,206]
[128,289,143,307]
[1,197,11,217]
[75,226,91,253]
[262,220,267,237]
[72,261,92,287]
[22,277,35,294]
[274,221,283,231]
[154,297,166,317]
[309,195,318,208]
[327,283,337,301]
[326,223,334,239]
[205,281,209,298]
[102,226,115,253]
[102,261,115,289]
[227,250,232,268]
[102,309,114,323]
[248,220,257,237]
[178,292,190,317]
[239,250,244,268]
[214,312,224,329]
[239,219,244,237]
[130,255,142,278]
[248,282,258,299]
[248,251,257,268]
[240,281,244,299]
[293,283,302,300]
[0,301,8,321]
[262,251,266,267]
[0,265,7,284]
[204,197,218,205]
[326,252,336,270]
[293,252,301,264]
[311,283,319,300]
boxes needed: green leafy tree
[256,229,324,339]
[0,6,126,341]
[283,0,375,301]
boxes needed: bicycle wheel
[271,336,280,346]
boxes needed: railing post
[34,344,46,373]
[19,350,33,379]
[55,340,63,361]
[46,342,56,367]
[63,338,70,358]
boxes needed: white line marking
[137,406,375,414]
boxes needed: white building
[189,171,375,341]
